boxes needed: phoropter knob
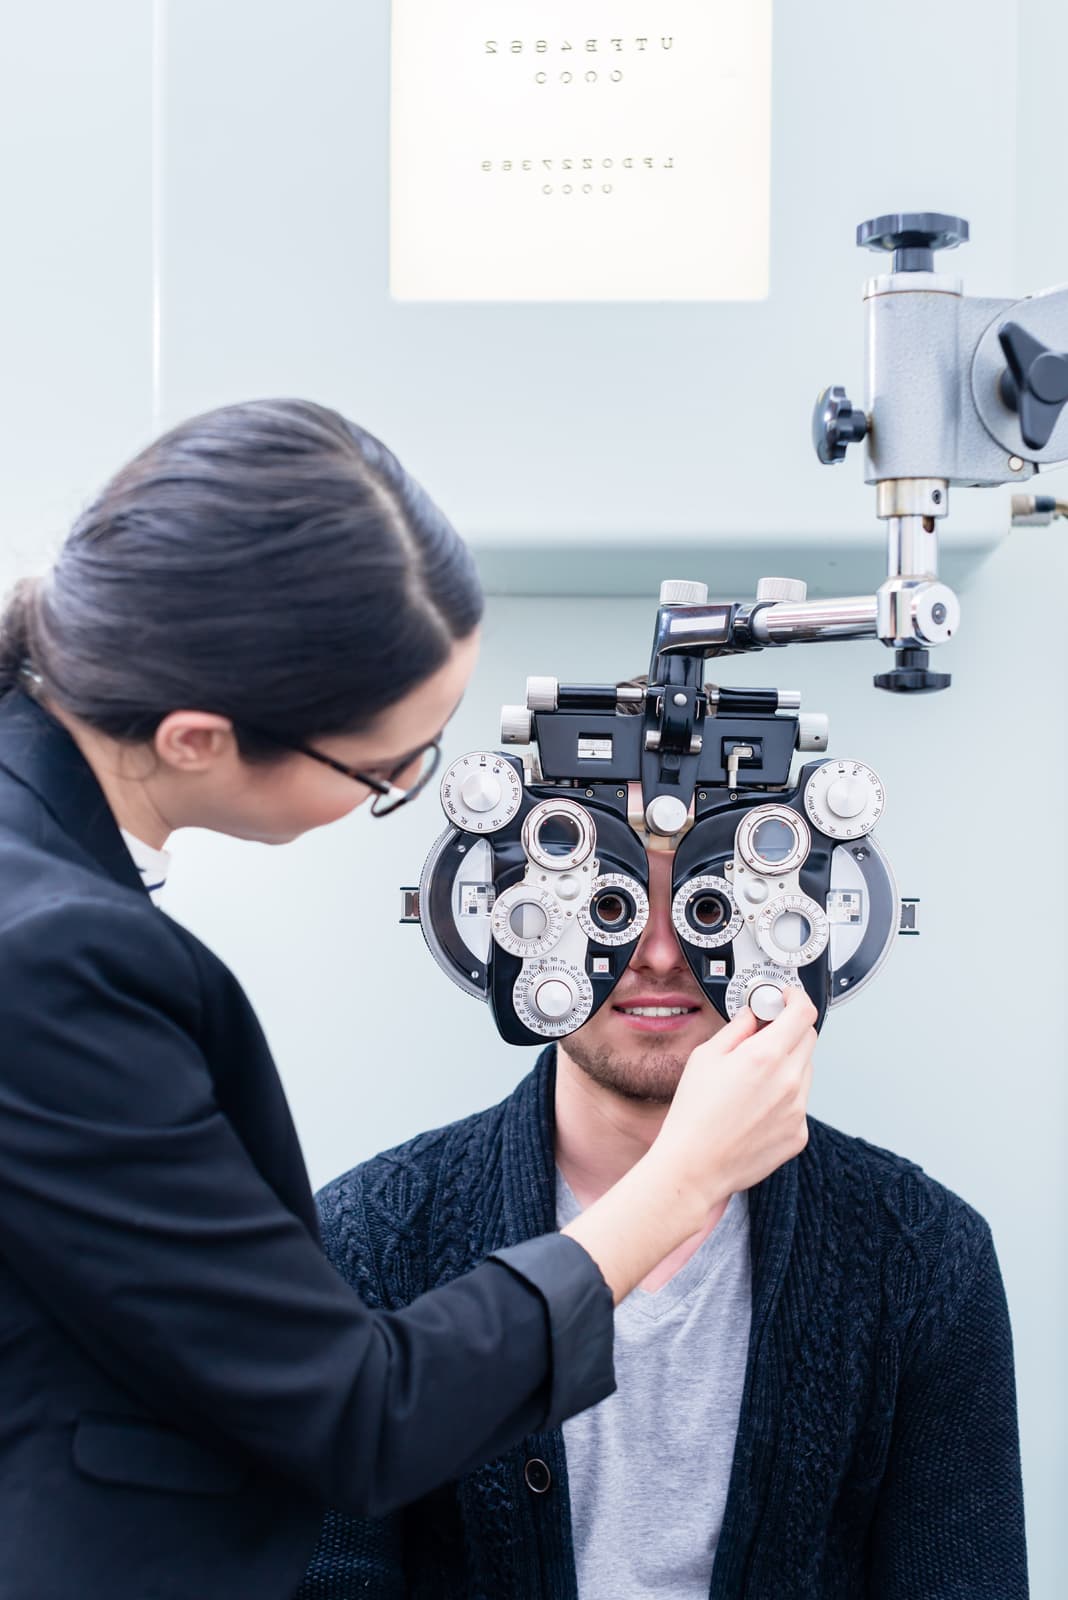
[812,386,868,466]
[998,321,1068,452]
[856,211,970,273]
[756,576,808,604]
[659,579,709,606]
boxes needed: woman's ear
[153,711,237,774]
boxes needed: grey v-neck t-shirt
[557,1173,751,1599]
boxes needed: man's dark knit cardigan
[297,1048,1027,1599]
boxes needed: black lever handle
[998,321,1068,452]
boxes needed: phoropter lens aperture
[591,888,632,932]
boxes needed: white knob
[743,878,770,905]
[797,713,829,752]
[534,978,574,1020]
[645,794,690,836]
[500,704,533,744]
[459,771,502,813]
[659,579,709,606]
[526,676,559,712]
[748,983,785,1022]
[555,874,583,902]
[826,776,867,819]
[756,576,808,604]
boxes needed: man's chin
[561,1037,691,1106]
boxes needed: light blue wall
[2,2,1065,1592]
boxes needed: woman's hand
[646,988,816,1219]
[561,990,817,1304]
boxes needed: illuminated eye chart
[390,1,772,301]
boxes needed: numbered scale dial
[755,892,829,969]
[804,760,884,840]
[513,958,594,1038]
[490,884,564,959]
[440,751,523,833]
[671,875,743,950]
[578,873,650,947]
[725,962,803,1022]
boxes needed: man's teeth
[619,1006,694,1017]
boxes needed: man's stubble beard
[563,1030,689,1106]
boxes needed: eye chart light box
[390,1,772,301]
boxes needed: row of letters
[484,38,675,53]
[481,157,675,171]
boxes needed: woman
[0,399,814,1599]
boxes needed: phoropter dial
[804,760,884,839]
[440,751,523,834]
[736,805,811,876]
[522,799,596,871]
[578,873,649,948]
[755,892,829,969]
[672,875,743,950]
[490,884,564,959]
[725,961,803,1022]
[513,958,594,1037]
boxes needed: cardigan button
[524,1457,552,1495]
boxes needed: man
[296,847,1027,1598]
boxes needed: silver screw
[673,692,687,707]
[1009,455,1024,471]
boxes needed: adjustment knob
[998,321,1068,452]
[804,760,885,839]
[812,386,868,466]
[500,704,533,744]
[826,776,867,819]
[748,983,786,1023]
[526,676,559,712]
[533,978,574,1020]
[659,579,709,606]
[645,794,690,836]
[460,770,502,813]
[756,576,808,604]
[796,712,829,752]
[873,645,951,694]
[857,211,970,272]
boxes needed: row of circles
[439,754,884,849]
[671,875,829,970]
[510,954,806,1036]
[491,872,649,960]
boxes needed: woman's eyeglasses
[240,727,443,817]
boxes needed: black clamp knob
[812,385,868,466]
[998,322,1068,452]
[856,212,970,273]
[873,645,951,695]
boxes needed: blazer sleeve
[0,898,614,1519]
[866,1217,1029,1597]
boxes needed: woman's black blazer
[0,692,613,1600]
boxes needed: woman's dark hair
[0,400,482,754]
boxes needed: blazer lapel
[0,691,147,896]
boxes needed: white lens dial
[804,760,885,839]
[725,961,803,1020]
[578,873,650,948]
[672,875,743,950]
[522,799,596,870]
[440,752,523,833]
[513,959,594,1037]
[755,892,829,968]
[490,884,564,959]
[736,805,811,876]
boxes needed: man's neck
[554,1045,730,1293]
[554,1045,668,1207]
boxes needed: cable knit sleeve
[866,1216,1028,1597]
